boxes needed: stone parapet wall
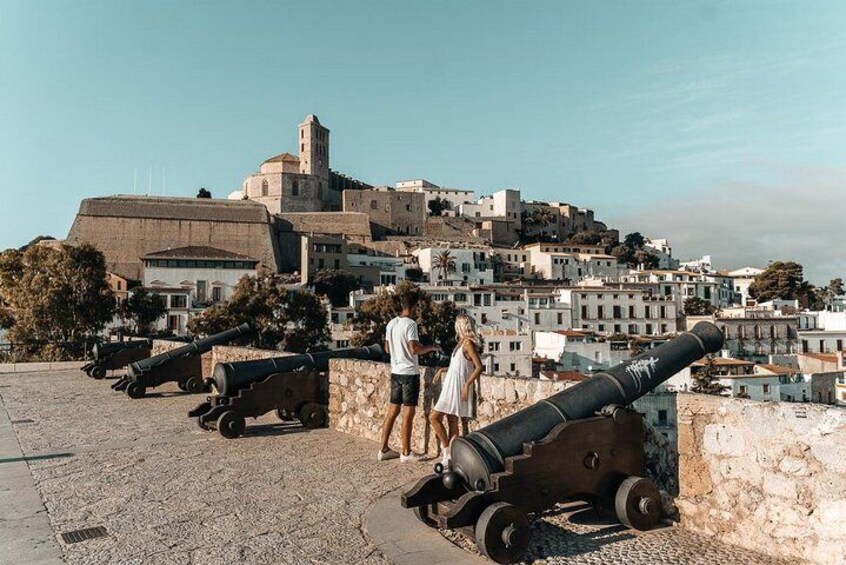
[676,393,846,565]
[327,359,572,456]
[211,345,289,366]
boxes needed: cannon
[188,344,384,439]
[112,323,253,399]
[401,321,724,564]
[82,340,152,379]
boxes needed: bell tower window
[261,179,268,197]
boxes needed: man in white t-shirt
[377,293,441,462]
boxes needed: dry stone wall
[151,339,214,377]
[327,359,572,456]
[676,393,846,565]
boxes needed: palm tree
[432,250,456,285]
[531,207,556,240]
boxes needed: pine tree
[691,355,729,395]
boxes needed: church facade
[242,115,334,213]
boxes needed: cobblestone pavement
[442,502,798,565]
[0,368,795,565]
[0,369,430,564]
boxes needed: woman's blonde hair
[455,314,482,350]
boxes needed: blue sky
[1,1,844,282]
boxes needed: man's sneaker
[400,451,426,463]
[377,448,399,461]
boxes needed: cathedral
[242,115,338,213]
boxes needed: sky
[0,0,844,283]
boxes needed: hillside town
[0,114,829,429]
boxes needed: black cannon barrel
[212,344,385,396]
[92,340,151,361]
[128,323,252,377]
[449,321,724,491]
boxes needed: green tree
[748,261,822,309]
[683,296,717,316]
[0,243,116,358]
[350,281,459,359]
[432,249,456,284]
[829,277,844,297]
[310,269,360,307]
[568,230,602,245]
[427,197,445,216]
[197,188,212,198]
[187,274,329,352]
[691,355,730,395]
[121,287,167,335]
[611,232,659,269]
[405,267,423,282]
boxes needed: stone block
[701,423,745,457]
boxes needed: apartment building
[558,287,678,336]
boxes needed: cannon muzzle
[449,321,723,492]
[128,323,252,378]
[212,344,385,396]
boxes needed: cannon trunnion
[112,324,253,399]
[82,340,152,380]
[189,345,384,439]
[401,322,723,564]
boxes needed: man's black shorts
[390,373,420,406]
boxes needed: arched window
[317,182,323,200]
[292,180,299,196]
[261,179,269,197]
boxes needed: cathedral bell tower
[298,114,330,192]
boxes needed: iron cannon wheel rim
[196,416,211,431]
[615,476,661,531]
[412,504,439,529]
[217,410,245,439]
[475,502,531,564]
[91,366,107,380]
[125,381,145,399]
[184,377,204,394]
[299,403,327,429]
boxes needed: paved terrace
[0,368,791,564]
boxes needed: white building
[534,329,629,373]
[679,255,714,274]
[479,326,532,377]
[395,179,475,215]
[458,188,522,229]
[141,246,259,335]
[413,247,494,286]
[725,266,764,306]
[798,310,846,354]
[346,247,408,287]
[643,238,679,270]
[525,242,621,283]
[622,270,730,308]
[557,287,678,337]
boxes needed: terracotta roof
[143,246,257,261]
[263,152,300,164]
[800,352,838,362]
[757,364,797,375]
[541,370,588,382]
[555,330,588,338]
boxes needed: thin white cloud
[606,167,846,285]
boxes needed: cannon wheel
[126,380,146,399]
[184,377,204,394]
[615,476,661,531]
[177,381,187,392]
[276,409,297,422]
[91,366,107,380]
[299,403,327,429]
[197,416,211,431]
[475,502,531,564]
[217,410,245,439]
[413,505,439,529]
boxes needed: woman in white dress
[429,315,484,465]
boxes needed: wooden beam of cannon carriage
[401,321,724,564]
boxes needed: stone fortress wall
[676,393,846,565]
[66,196,280,280]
